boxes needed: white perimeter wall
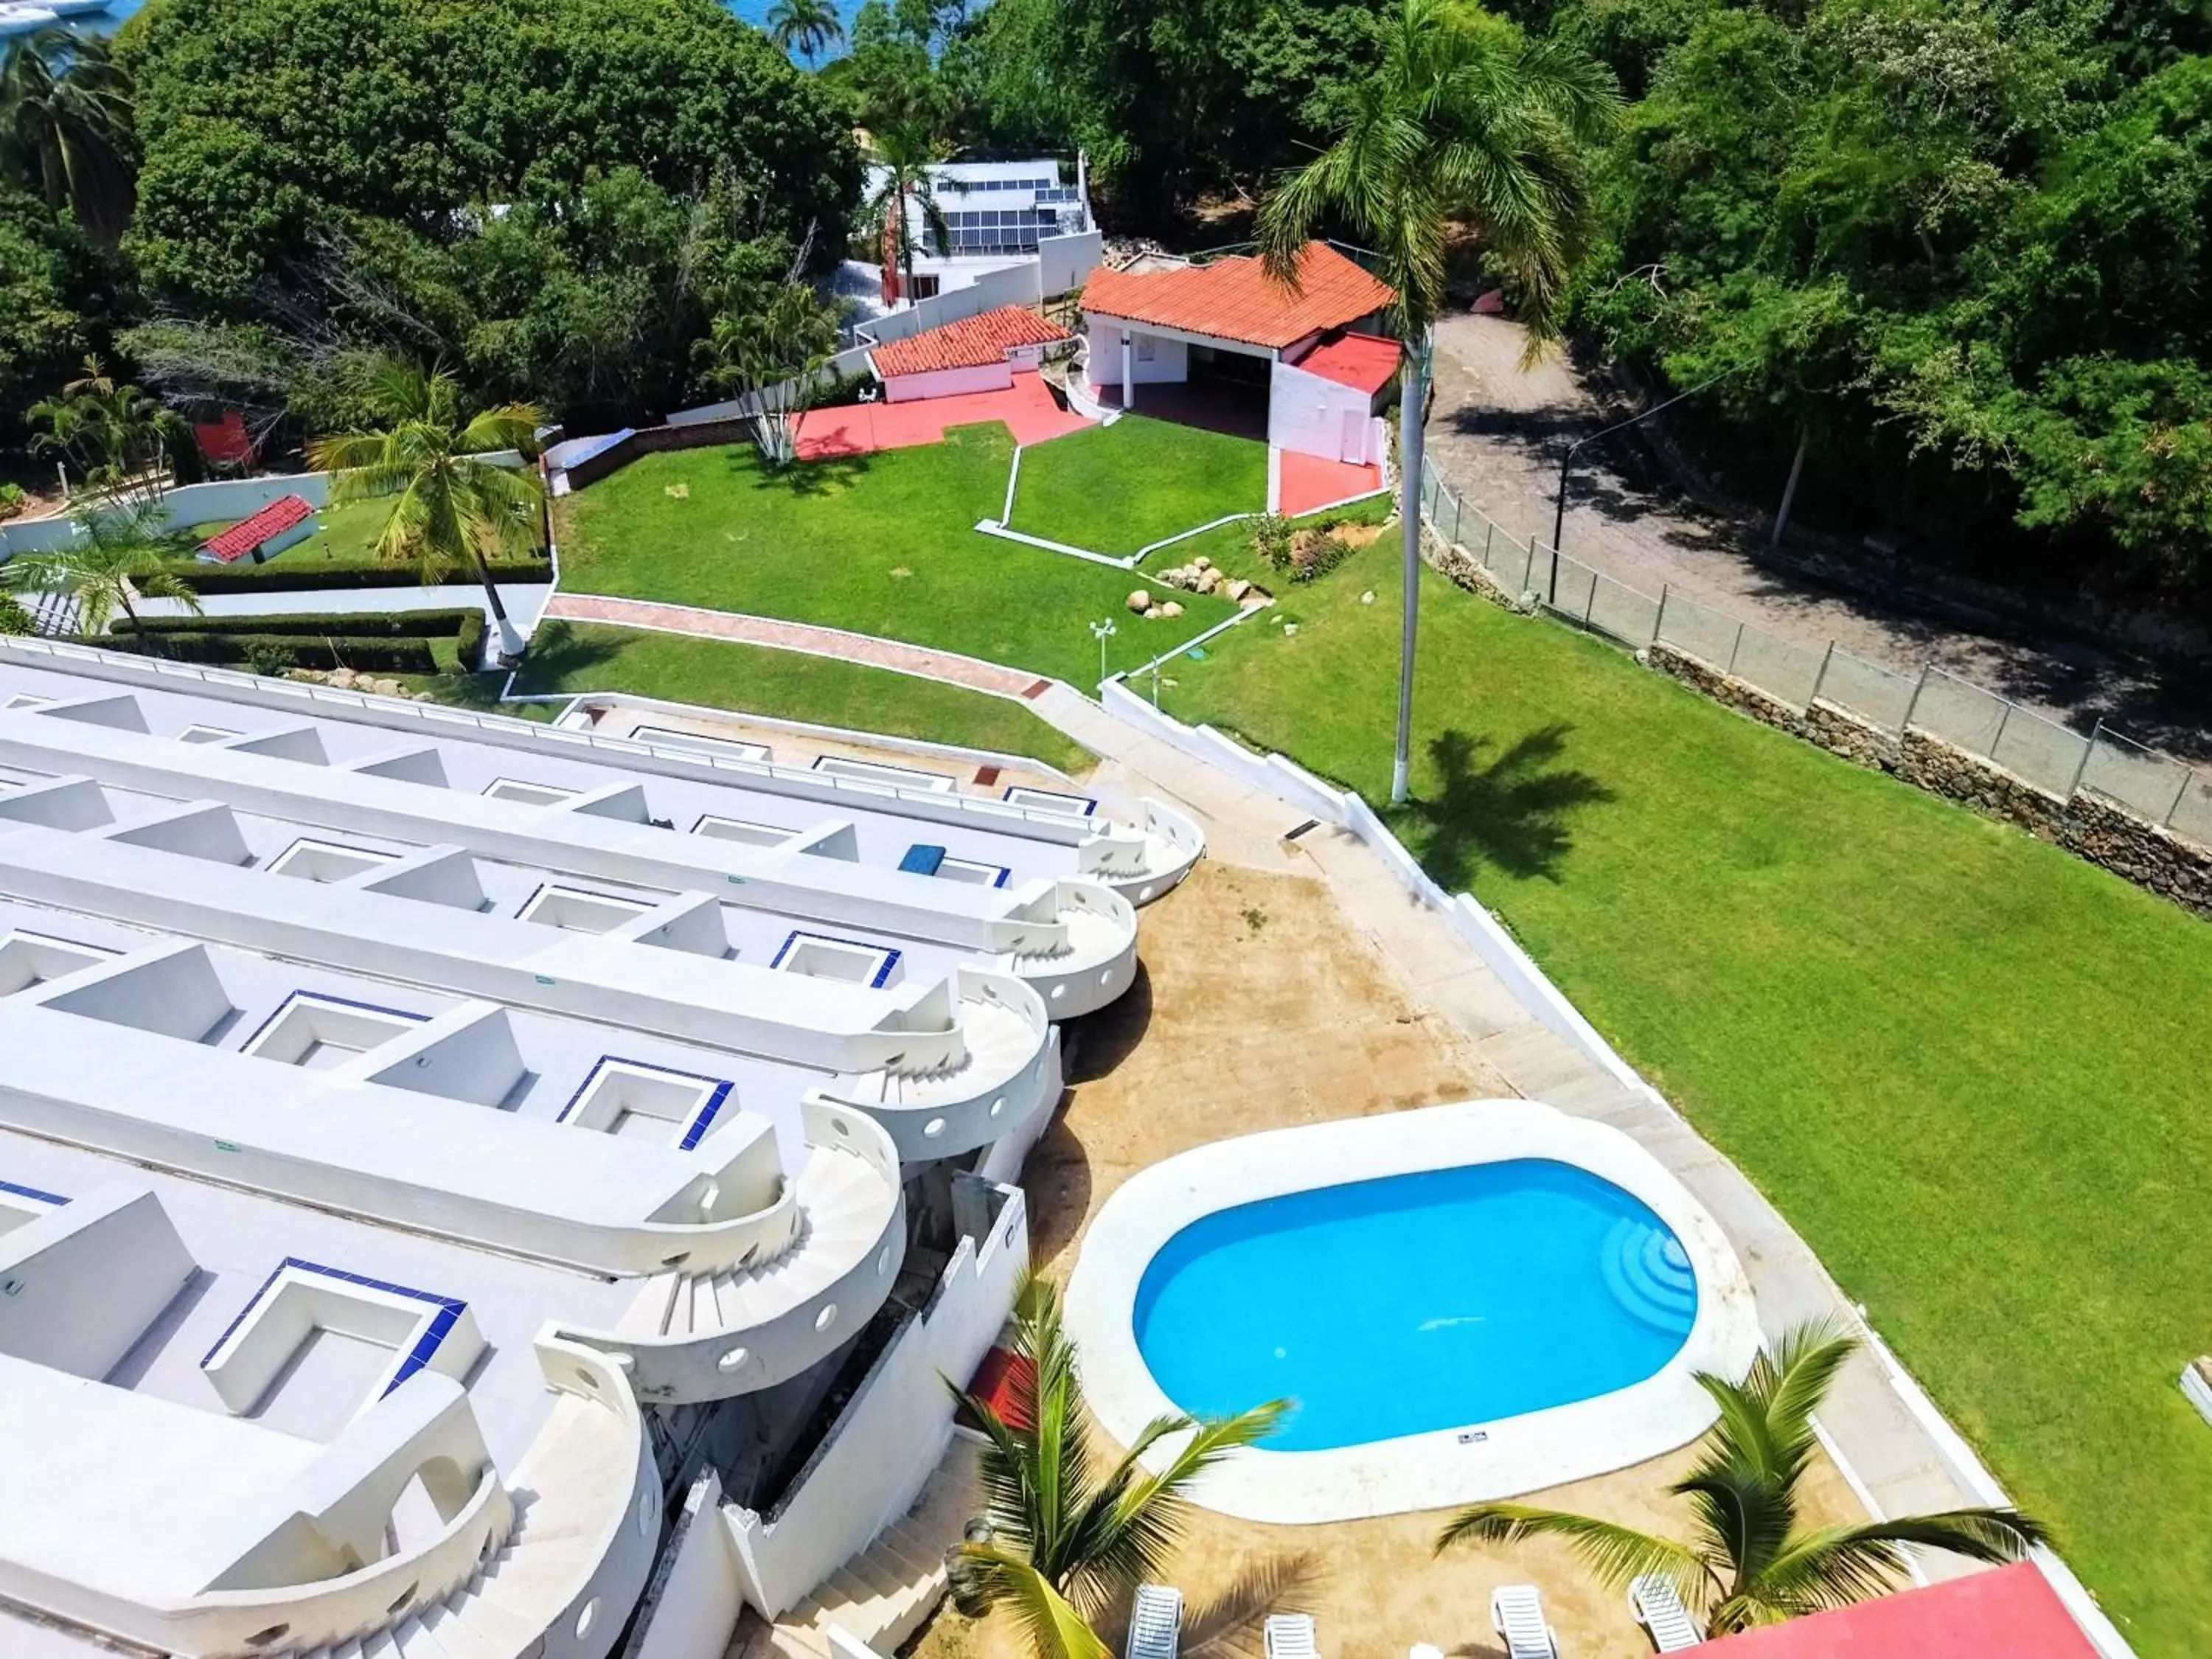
[723,1187,1030,1618]
[884,363,1013,404]
[1268,360,1382,465]
[629,1469,745,1659]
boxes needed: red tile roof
[1081,243,1397,351]
[199,494,315,563]
[192,409,255,468]
[1698,1565,2100,1659]
[1290,330,1402,394]
[871,306,1071,380]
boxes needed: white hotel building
[0,639,1198,1659]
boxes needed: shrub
[1252,512,1295,572]
[0,484,25,522]
[97,631,445,673]
[175,559,549,597]
[1290,528,1356,583]
[113,608,480,639]
[455,610,487,670]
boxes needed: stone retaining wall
[1422,533,2212,918]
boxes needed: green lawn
[469,619,1094,770]
[1162,538,2212,1655]
[181,497,547,572]
[553,425,1237,686]
[1008,414,1270,554]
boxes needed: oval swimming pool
[1132,1158,1698,1453]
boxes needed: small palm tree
[28,356,190,499]
[1438,1324,2048,1634]
[0,27,134,243]
[700,281,841,465]
[767,0,844,64]
[307,359,545,662]
[863,125,950,307]
[5,495,201,639]
[947,1277,1287,1659]
[1259,0,1618,803]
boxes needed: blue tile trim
[771,929,902,990]
[0,1177,66,1206]
[238,989,430,1055]
[900,844,947,876]
[556,1054,737,1126]
[201,1256,467,1398]
[1001,785,1098,816]
[679,1080,737,1151]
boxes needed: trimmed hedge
[100,605,487,673]
[97,633,443,672]
[175,560,549,597]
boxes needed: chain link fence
[1421,459,2209,851]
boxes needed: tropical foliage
[28,355,188,495]
[863,125,952,304]
[1438,1324,2050,1632]
[946,1276,1285,1659]
[769,0,846,62]
[306,359,545,658]
[1,28,133,243]
[4,495,201,636]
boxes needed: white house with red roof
[1078,242,1402,467]
[866,306,1073,404]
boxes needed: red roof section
[193,409,255,468]
[1081,243,1397,350]
[199,494,315,563]
[1292,330,1402,394]
[959,1346,1035,1432]
[1698,1566,2100,1659]
[872,306,1071,379]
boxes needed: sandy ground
[1424,312,2212,761]
[908,863,1862,1659]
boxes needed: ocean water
[1131,1158,1700,1453]
[61,0,855,56]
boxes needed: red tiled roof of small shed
[1697,1565,2101,1659]
[1292,330,1402,394]
[1081,243,1397,350]
[199,494,314,563]
[872,306,1071,379]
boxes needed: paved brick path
[540,593,1052,700]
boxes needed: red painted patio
[1278,449,1384,517]
[793,377,1090,462]
[1700,1564,2101,1659]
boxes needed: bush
[97,631,444,673]
[176,560,549,597]
[113,608,481,639]
[455,610,487,670]
[1252,512,1295,573]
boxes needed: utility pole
[1552,369,1736,576]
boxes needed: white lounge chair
[1127,1584,1183,1659]
[1630,1573,1704,1652]
[1491,1586,1560,1659]
[1265,1613,1319,1659]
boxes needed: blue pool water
[1132,1159,1699,1452]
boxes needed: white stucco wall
[883,362,1013,405]
[723,1185,1029,1618]
[1085,324,1189,389]
[0,1183,195,1380]
[1037,230,1104,298]
[630,1470,745,1659]
[1268,360,1381,464]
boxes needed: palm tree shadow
[1179,1551,1329,1659]
[508,617,625,689]
[1404,726,1614,887]
[752,448,871,498]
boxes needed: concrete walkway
[539,594,1053,700]
[1026,682,2014,1590]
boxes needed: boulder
[1192,555,1211,571]
[1195,568,1222,594]
[1225,577,1251,602]
[1126,588,1153,613]
[1156,600,1184,619]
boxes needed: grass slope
[1164,538,2212,1655]
[553,425,1236,686]
[1007,414,1269,554]
[488,621,1093,771]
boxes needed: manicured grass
[482,620,1094,771]
[181,497,546,572]
[1008,414,1269,554]
[1163,538,2212,1655]
[553,425,1237,685]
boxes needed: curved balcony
[1077,796,1205,907]
[822,967,1058,1162]
[553,1101,907,1406]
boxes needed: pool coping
[1062,1099,1765,1525]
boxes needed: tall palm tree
[1438,1324,2048,1634]
[4,495,201,639]
[306,359,545,662]
[1259,0,1618,804]
[767,0,844,65]
[28,355,189,498]
[863,125,950,308]
[0,27,134,243]
[947,1277,1286,1659]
